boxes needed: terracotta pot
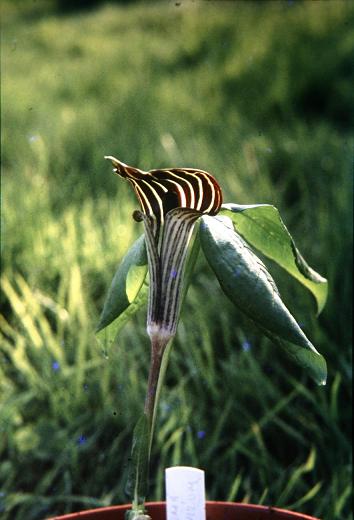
[48,501,320,519]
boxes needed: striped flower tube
[105,156,223,349]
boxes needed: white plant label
[165,466,206,520]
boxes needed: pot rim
[47,500,320,520]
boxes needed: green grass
[1,1,353,519]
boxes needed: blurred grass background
[1,0,353,519]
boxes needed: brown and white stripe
[106,156,223,339]
[105,156,223,224]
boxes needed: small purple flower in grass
[52,361,60,372]
[242,340,252,352]
[77,435,87,446]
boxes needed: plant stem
[144,337,165,430]
[128,336,172,520]
[146,337,173,451]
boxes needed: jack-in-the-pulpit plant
[97,157,328,519]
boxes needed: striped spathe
[105,156,222,224]
[106,156,223,344]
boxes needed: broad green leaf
[220,204,328,315]
[96,234,148,335]
[200,215,327,385]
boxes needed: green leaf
[259,326,327,386]
[96,281,148,351]
[95,234,148,339]
[220,204,328,315]
[200,215,327,385]
[125,414,151,509]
